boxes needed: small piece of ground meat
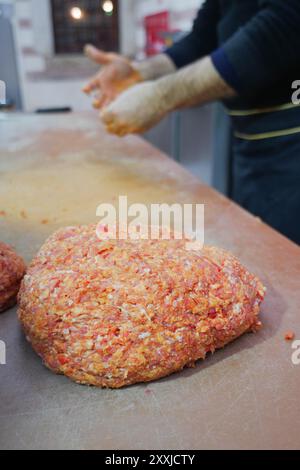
[0,242,26,313]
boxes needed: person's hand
[83,44,142,109]
[100,81,168,136]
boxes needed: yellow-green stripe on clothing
[231,103,300,244]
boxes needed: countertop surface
[0,112,300,450]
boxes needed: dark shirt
[165,0,300,110]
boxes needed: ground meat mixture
[18,224,265,388]
[0,241,26,313]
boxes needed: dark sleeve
[211,0,300,95]
[165,0,219,69]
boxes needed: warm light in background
[70,6,83,20]
[102,1,114,14]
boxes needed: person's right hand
[83,44,142,109]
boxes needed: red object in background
[144,11,170,56]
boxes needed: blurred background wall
[0,0,227,189]
[4,0,204,112]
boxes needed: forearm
[165,0,219,69]
[101,56,236,136]
[157,56,236,112]
[212,1,300,95]
[132,54,176,81]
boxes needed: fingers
[101,104,159,136]
[91,82,118,109]
[84,44,112,65]
[92,91,112,109]
[100,87,141,135]
[83,81,115,108]
[92,95,105,109]
[97,81,162,136]
[101,112,123,135]
[100,108,114,126]
[107,122,131,137]
[107,122,142,137]
[82,75,101,94]
[83,65,118,96]
[100,109,137,136]
[84,44,121,65]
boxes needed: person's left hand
[100,81,168,136]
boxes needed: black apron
[229,104,300,245]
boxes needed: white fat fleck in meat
[139,307,152,321]
[39,289,49,300]
[85,340,94,349]
[56,270,75,275]
[139,332,151,339]
[184,260,191,267]
[233,303,242,314]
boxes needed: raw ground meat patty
[18,224,266,388]
[0,242,26,313]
